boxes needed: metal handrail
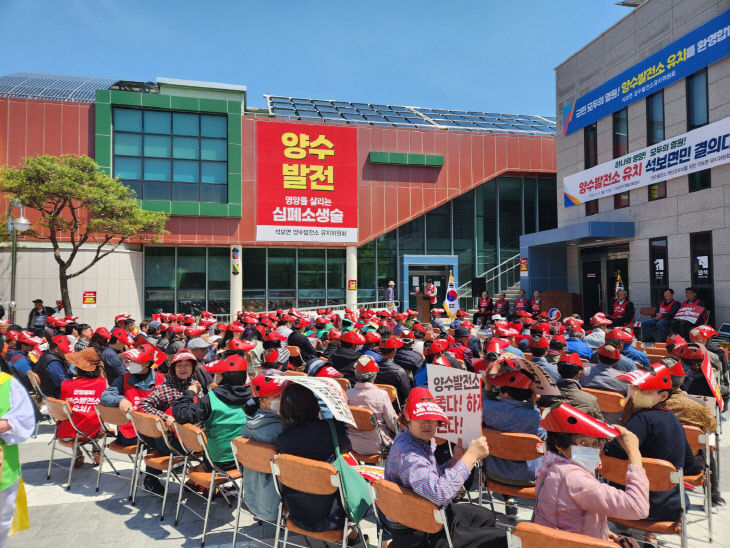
[457,253,520,292]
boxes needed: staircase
[457,253,522,312]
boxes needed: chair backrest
[375,383,397,402]
[598,454,679,491]
[371,479,444,534]
[447,329,455,337]
[639,307,655,316]
[286,345,301,357]
[45,397,72,422]
[653,342,667,349]
[174,422,207,454]
[129,410,164,439]
[512,521,616,547]
[285,370,307,377]
[582,388,626,413]
[334,377,350,392]
[230,437,278,474]
[27,370,45,397]
[523,352,533,360]
[95,404,131,426]
[682,424,707,453]
[271,453,338,495]
[483,428,544,461]
[349,405,376,432]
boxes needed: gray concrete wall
[556,0,730,325]
[0,242,143,329]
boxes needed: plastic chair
[44,396,109,490]
[93,404,137,494]
[129,410,185,519]
[511,521,616,547]
[348,405,385,464]
[683,424,713,541]
[230,437,280,546]
[523,352,533,360]
[284,370,307,377]
[374,383,399,409]
[370,478,453,548]
[334,376,351,392]
[582,388,626,414]
[481,428,544,511]
[270,453,366,548]
[598,454,687,548]
[172,422,241,547]
[26,370,52,436]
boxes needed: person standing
[424,279,437,310]
[26,299,59,338]
[384,280,396,310]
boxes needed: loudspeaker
[472,278,486,298]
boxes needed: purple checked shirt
[384,428,470,507]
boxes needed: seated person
[330,330,365,384]
[677,343,719,399]
[620,329,649,367]
[240,375,289,522]
[383,388,507,548]
[375,337,411,403]
[393,330,425,373]
[640,289,679,343]
[360,331,383,363]
[589,328,637,373]
[565,327,593,360]
[346,355,398,457]
[535,403,649,544]
[527,336,559,382]
[583,313,612,349]
[671,287,705,340]
[583,344,630,397]
[609,290,635,327]
[689,326,726,373]
[545,335,566,365]
[33,335,73,399]
[544,352,603,420]
[61,348,109,466]
[449,326,475,370]
[604,364,702,521]
[6,331,39,393]
[99,343,166,445]
[172,354,250,471]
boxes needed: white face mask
[268,398,281,413]
[127,362,145,375]
[570,445,602,473]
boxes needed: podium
[417,294,431,323]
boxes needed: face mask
[631,389,658,409]
[570,445,602,473]
[127,362,144,375]
[269,398,281,413]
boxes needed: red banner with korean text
[256,121,358,243]
[674,303,706,324]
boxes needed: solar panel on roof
[342,113,365,120]
[0,72,117,103]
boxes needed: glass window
[144,247,175,317]
[690,231,713,285]
[268,248,295,310]
[648,182,667,201]
[207,248,230,315]
[687,69,708,131]
[398,215,425,255]
[614,191,630,209]
[112,107,227,203]
[357,240,376,302]
[498,177,522,255]
[327,249,346,306]
[453,190,475,281]
[646,91,664,145]
[649,237,668,305]
[689,169,711,192]
[242,248,266,311]
[298,249,326,308]
[584,123,597,169]
[476,182,497,273]
[176,247,206,315]
[613,108,628,158]
[538,178,558,231]
[523,178,536,235]
[425,203,451,254]
[585,199,599,216]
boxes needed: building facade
[524,0,730,327]
[0,73,556,325]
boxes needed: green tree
[0,154,168,314]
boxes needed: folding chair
[348,405,386,465]
[230,437,280,546]
[582,388,626,414]
[270,453,366,548]
[374,383,400,409]
[284,370,307,377]
[683,424,713,541]
[172,422,240,546]
[480,428,544,512]
[129,410,184,519]
[598,454,687,548]
[511,521,616,547]
[334,376,351,392]
[44,397,108,490]
[523,352,533,360]
[370,478,453,548]
[26,370,51,436]
[93,404,138,495]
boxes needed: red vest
[58,377,108,439]
[657,299,677,317]
[479,297,492,310]
[450,344,467,362]
[118,372,165,438]
[515,298,528,311]
[611,300,627,319]
[495,299,507,312]
[425,285,437,304]
[530,298,541,313]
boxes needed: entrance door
[606,257,629,314]
[580,244,630,316]
[408,266,449,306]
[581,260,602,319]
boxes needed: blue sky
[1,1,629,115]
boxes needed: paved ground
[7,419,730,547]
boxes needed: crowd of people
[0,292,727,547]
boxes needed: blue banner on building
[562,9,730,136]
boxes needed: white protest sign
[673,303,705,324]
[282,375,356,426]
[426,363,482,445]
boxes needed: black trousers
[387,503,507,548]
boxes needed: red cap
[597,344,621,361]
[406,309,418,316]
[171,350,197,365]
[264,330,287,342]
[111,327,134,345]
[606,328,633,341]
[404,388,449,422]
[216,322,227,331]
[541,403,620,437]
[168,324,185,334]
[200,311,213,318]
[364,331,381,344]
[294,318,311,329]
[495,337,510,349]
[355,355,379,373]
[678,343,705,361]
[484,338,503,355]
[425,338,449,355]
[51,335,73,353]
[114,313,131,323]
[432,356,451,367]
[202,355,248,373]
[380,337,404,349]
[227,323,246,333]
[315,365,343,378]
[487,369,533,390]
[226,338,257,352]
[456,310,468,317]
[341,331,366,345]
[590,312,613,326]
[690,325,718,341]
[412,323,426,332]
[399,329,414,340]
[528,336,549,349]
[16,331,42,346]
[250,375,290,398]
[185,326,206,337]
[564,317,583,328]
[551,335,567,345]
[431,309,443,316]
[667,360,686,377]
[327,328,341,340]
[199,318,216,328]
[557,351,584,369]
[516,310,532,318]
[618,363,671,391]
[121,343,167,366]
[262,348,279,364]
[666,334,686,347]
